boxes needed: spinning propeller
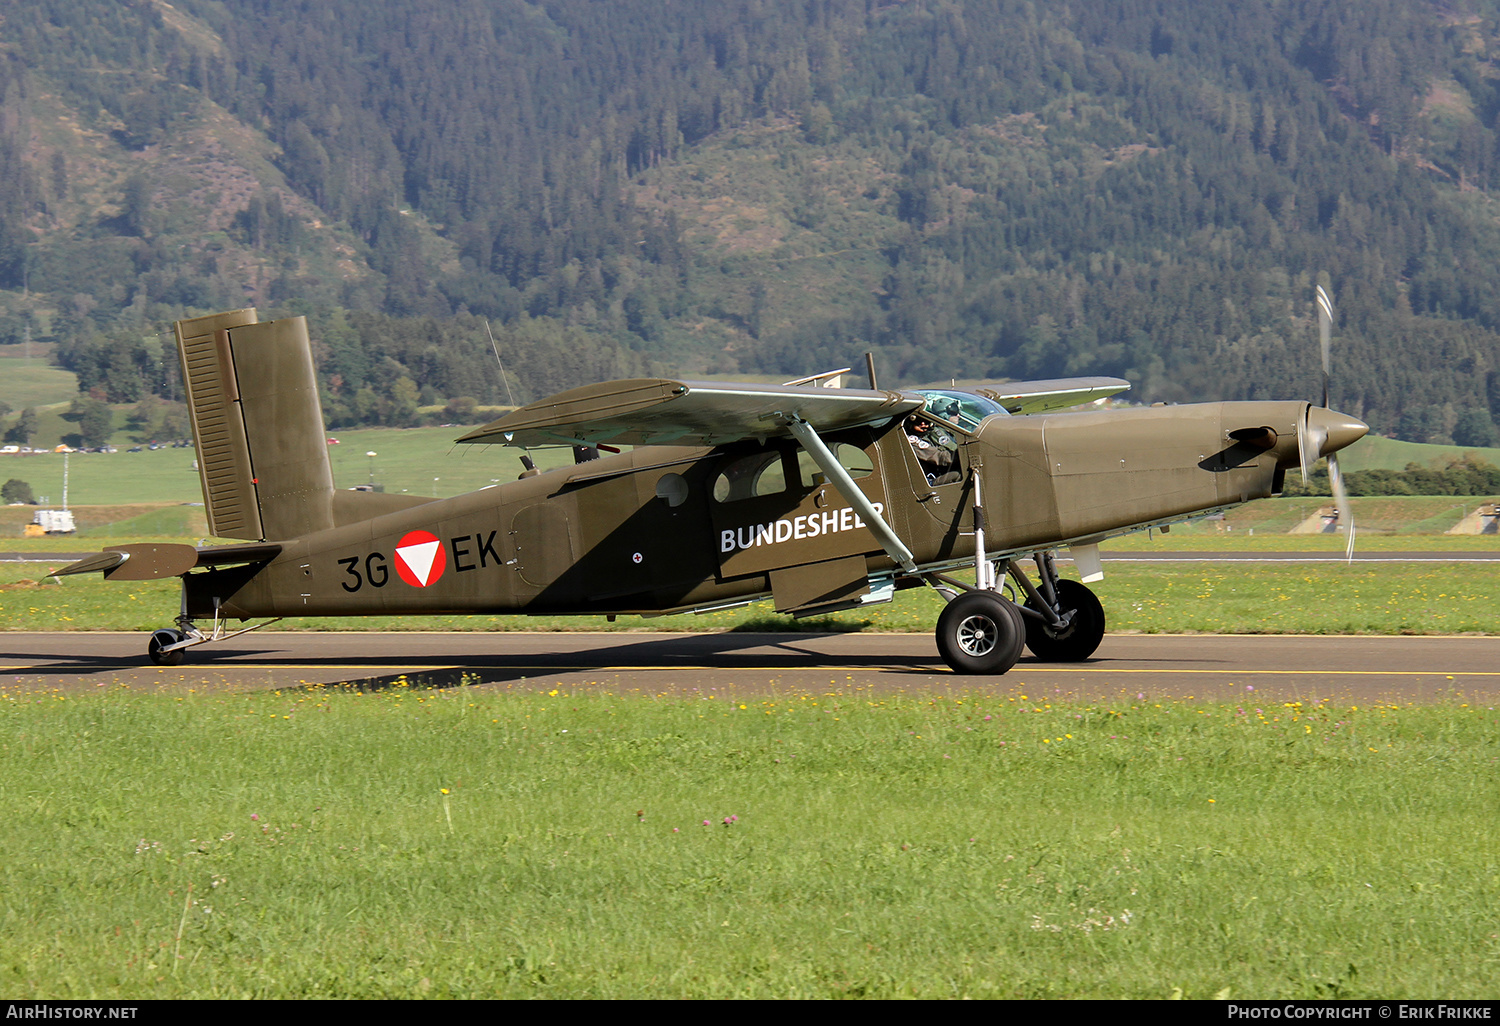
[1298,285,1360,561]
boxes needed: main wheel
[148,629,186,667]
[1024,579,1105,662]
[935,591,1026,674]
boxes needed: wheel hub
[1040,615,1076,641]
[955,614,999,657]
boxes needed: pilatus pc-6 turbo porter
[56,297,1365,674]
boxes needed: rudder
[175,309,335,541]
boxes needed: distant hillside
[1339,433,1500,473]
[2,0,1500,446]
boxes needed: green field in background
[0,427,580,506]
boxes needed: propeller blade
[1328,451,1356,563]
[1298,405,1310,481]
[1310,284,1355,559]
[1316,285,1333,409]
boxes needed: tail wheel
[1024,579,1105,662]
[148,629,186,667]
[935,591,1025,674]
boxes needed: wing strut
[785,416,918,574]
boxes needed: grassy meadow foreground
[3,493,1496,1000]
[0,683,1495,999]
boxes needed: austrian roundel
[394,530,447,588]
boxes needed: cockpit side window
[913,389,1009,433]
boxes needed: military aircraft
[54,302,1366,674]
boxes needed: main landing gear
[935,590,1026,674]
[1022,577,1105,662]
[929,552,1105,675]
[925,470,1104,674]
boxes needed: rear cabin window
[712,451,787,502]
[713,444,873,503]
[796,443,873,488]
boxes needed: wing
[456,378,922,448]
[973,376,1130,415]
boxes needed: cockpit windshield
[912,390,1010,433]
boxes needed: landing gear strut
[144,587,281,666]
[927,468,1027,675]
[925,469,1105,673]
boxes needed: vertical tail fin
[175,309,335,541]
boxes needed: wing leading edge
[974,376,1130,415]
[455,378,923,448]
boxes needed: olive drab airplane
[55,299,1367,674]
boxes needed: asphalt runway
[2,630,1497,704]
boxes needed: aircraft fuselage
[190,399,1312,621]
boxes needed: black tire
[935,591,1026,674]
[148,629,185,667]
[1024,579,1105,662]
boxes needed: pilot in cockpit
[905,415,962,486]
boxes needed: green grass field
[1,684,1495,998]
[0,352,79,411]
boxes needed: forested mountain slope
[4,0,1500,445]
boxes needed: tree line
[5,0,1500,444]
[1290,453,1500,497]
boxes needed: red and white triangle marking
[394,531,445,587]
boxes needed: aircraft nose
[1308,407,1368,457]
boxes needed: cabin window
[796,443,874,488]
[655,473,689,507]
[712,451,787,502]
[714,443,873,502]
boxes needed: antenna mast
[484,320,517,408]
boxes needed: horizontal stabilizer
[974,376,1130,414]
[50,550,128,578]
[52,542,282,581]
[456,378,921,448]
